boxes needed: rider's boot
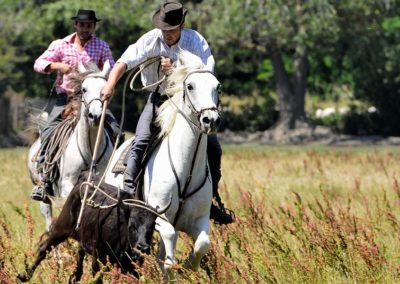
[207,137,235,225]
[209,178,235,225]
[31,179,52,202]
[30,151,52,202]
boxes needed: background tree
[195,0,339,139]
[2,0,400,141]
[336,0,400,136]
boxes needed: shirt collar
[63,32,97,44]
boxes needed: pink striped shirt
[34,33,115,94]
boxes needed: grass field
[1,145,400,283]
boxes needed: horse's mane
[156,51,205,137]
[62,63,101,119]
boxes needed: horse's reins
[75,59,219,229]
[76,57,167,229]
[162,70,219,226]
[75,76,110,170]
[167,134,209,226]
[162,69,221,133]
[182,70,220,123]
[76,72,118,230]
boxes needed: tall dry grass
[0,145,399,283]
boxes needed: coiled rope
[40,117,77,185]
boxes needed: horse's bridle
[75,74,109,167]
[79,74,107,110]
[182,69,221,121]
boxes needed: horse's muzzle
[88,113,100,126]
[200,110,220,134]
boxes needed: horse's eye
[187,84,194,91]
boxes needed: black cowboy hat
[71,9,101,22]
[152,2,187,31]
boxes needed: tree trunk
[269,44,311,133]
[0,94,10,136]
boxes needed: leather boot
[209,176,235,225]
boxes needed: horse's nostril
[215,117,221,127]
[88,113,94,120]
[202,117,210,124]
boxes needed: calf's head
[127,198,171,255]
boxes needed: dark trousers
[124,93,222,195]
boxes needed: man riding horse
[102,2,234,225]
[31,9,122,201]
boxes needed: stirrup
[31,185,46,201]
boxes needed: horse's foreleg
[184,216,210,270]
[156,219,178,278]
[40,201,53,232]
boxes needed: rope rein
[83,56,165,208]
[76,58,216,227]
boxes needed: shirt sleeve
[117,32,155,71]
[196,32,215,72]
[34,40,62,74]
[100,43,115,69]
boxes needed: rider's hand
[101,83,114,101]
[47,62,71,74]
[161,56,173,76]
[59,63,72,74]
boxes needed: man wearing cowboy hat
[31,9,122,202]
[102,1,234,225]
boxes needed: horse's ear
[101,60,111,78]
[77,61,86,73]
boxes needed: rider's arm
[101,62,127,101]
[34,40,70,74]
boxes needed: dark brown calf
[17,172,168,283]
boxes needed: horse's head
[160,51,221,135]
[76,60,111,126]
[183,70,221,134]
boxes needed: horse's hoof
[17,272,29,282]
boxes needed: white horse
[105,51,221,278]
[28,61,114,231]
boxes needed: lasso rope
[40,117,77,184]
[78,56,165,219]
[129,56,166,92]
[79,181,169,222]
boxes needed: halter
[75,74,109,169]
[182,69,220,119]
[163,70,220,225]
[165,69,221,133]
[79,74,107,110]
